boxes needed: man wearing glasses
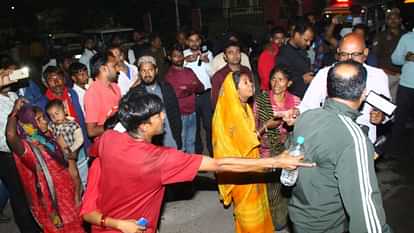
[300,33,390,144]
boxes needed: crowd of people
[0,7,413,233]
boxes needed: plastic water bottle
[280,136,305,186]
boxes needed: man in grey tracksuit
[289,61,392,233]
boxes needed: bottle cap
[296,136,305,144]
[137,217,148,227]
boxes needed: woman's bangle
[100,215,107,228]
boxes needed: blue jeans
[0,179,9,211]
[181,113,196,153]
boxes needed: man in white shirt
[79,38,97,76]
[108,46,139,96]
[183,31,213,155]
[69,62,91,114]
[300,33,390,143]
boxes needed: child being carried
[45,99,84,158]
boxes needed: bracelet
[100,215,107,228]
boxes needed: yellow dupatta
[212,72,274,233]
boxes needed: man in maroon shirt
[165,45,204,153]
[211,41,252,110]
[81,91,314,233]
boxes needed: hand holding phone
[136,217,148,230]
[0,69,17,87]
[9,67,30,81]
[365,91,396,116]
[198,45,209,66]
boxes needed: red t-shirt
[258,44,279,91]
[84,79,121,126]
[81,130,202,233]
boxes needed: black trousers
[0,151,40,233]
[390,85,414,155]
[195,90,213,155]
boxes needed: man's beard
[142,76,156,85]
[173,61,184,67]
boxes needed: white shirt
[117,62,139,96]
[79,49,97,76]
[211,52,252,75]
[128,49,136,66]
[0,92,18,152]
[72,83,89,115]
[183,49,213,89]
[300,63,390,142]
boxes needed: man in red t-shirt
[84,53,121,138]
[81,91,314,233]
[258,27,286,91]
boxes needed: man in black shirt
[276,21,314,98]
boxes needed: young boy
[69,62,90,115]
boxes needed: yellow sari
[212,72,274,233]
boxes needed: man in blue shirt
[390,29,414,157]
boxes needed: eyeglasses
[337,51,365,59]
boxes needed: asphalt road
[1,162,414,233]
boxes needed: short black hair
[90,52,112,79]
[169,44,183,56]
[223,41,241,53]
[45,99,65,112]
[107,45,124,56]
[327,61,367,101]
[118,91,164,133]
[270,26,286,37]
[187,30,202,39]
[293,20,314,35]
[42,66,64,84]
[69,62,87,77]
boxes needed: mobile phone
[365,91,396,116]
[201,44,208,54]
[9,67,30,81]
[136,217,148,228]
[198,45,209,66]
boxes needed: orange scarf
[212,72,274,233]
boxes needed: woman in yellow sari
[213,71,274,233]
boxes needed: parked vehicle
[47,32,84,57]
[82,27,135,52]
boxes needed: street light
[11,6,15,10]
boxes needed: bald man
[300,33,391,143]
[290,61,392,233]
